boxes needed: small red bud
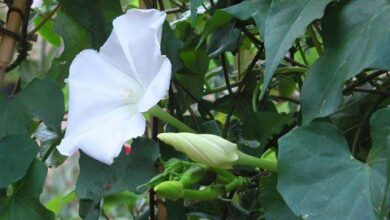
[123,143,132,155]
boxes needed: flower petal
[57,49,145,164]
[137,56,172,112]
[100,31,139,82]
[58,110,145,164]
[107,9,167,87]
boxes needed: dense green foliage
[0,0,389,219]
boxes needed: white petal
[100,31,138,81]
[113,9,166,47]
[57,49,145,164]
[58,111,146,164]
[110,9,167,87]
[137,56,172,112]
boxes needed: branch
[0,0,28,85]
[28,4,60,38]
[343,70,388,94]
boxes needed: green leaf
[79,199,101,220]
[0,78,64,138]
[207,23,241,58]
[191,0,205,24]
[76,137,159,202]
[259,0,331,99]
[301,0,390,124]
[48,11,90,85]
[0,160,55,220]
[277,108,390,219]
[49,0,122,85]
[223,0,270,36]
[58,0,122,49]
[180,49,210,74]
[18,78,64,135]
[34,15,61,47]
[225,0,331,100]
[0,135,39,188]
[45,188,76,215]
[259,174,299,220]
[0,96,30,138]
[242,112,294,148]
[161,22,184,73]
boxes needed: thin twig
[295,39,309,65]
[351,96,386,155]
[343,70,388,94]
[165,7,182,14]
[220,53,244,115]
[241,25,307,68]
[353,88,390,97]
[268,95,300,104]
[28,4,60,37]
[175,80,214,120]
[308,25,323,56]
[222,51,262,137]
[174,82,201,132]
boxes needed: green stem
[183,186,221,200]
[308,25,323,56]
[296,40,309,65]
[225,177,247,192]
[252,82,261,112]
[236,151,278,172]
[148,105,196,133]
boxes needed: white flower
[157,133,240,168]
[57,9,172,164]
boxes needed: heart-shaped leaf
[301,0,390,124]
[278,108,390,219]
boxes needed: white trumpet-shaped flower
[57,9,172,164]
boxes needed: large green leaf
[277,108,390,219]
[259,174,299,220]
[76,137,159,202]
[48,0,122,85]
[0,160,55,220]
[259,0,331,99]
[224,0,270,36]
[18,78,64,134]
[301,0,390,124]
[58,0,122,49]
[225,0,331,99]
[242,111,294,149]
[34,15,61,47]
[0,135,39,188]
[0,96,30,138]
[161,22,184,73]
[0,78,64,137]
[207,23,241,58]
[47,11,90,85]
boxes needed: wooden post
[0,0,27,84]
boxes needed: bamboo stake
[0,0,27,84]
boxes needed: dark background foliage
[0,0,389,219]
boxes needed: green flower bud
[157,133,239,169]
[154,181,184,201]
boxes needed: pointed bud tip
[154,181,184,201]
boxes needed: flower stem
[183,186,221,200]
[236,151,278,172]
[225,177,247,192]
[148,105,196,133]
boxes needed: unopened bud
[154,181,184,201]
[157,133,239,169]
